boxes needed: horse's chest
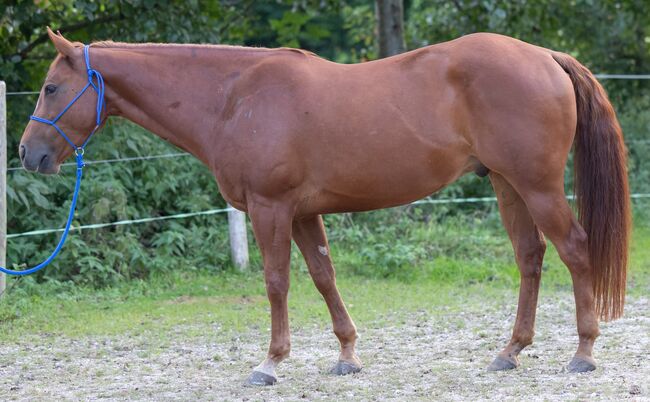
[211,166,249,212]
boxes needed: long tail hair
[552,52,631,321]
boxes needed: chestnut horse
[20,28,629,384]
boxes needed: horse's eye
[45,84,57,95]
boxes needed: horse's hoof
[487,355,518,371]
[246,370,277,386]
[567,356,596,373]
[330,360,362,376]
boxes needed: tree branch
[217,0,255,38]
[16,13,125,61]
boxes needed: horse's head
[20,28,100,174]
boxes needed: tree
[375,0,406,57]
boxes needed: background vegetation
[1,0,649,291]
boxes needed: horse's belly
[301,148,470,215]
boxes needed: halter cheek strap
[0,45,104,276]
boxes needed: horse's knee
[265,273,289,299]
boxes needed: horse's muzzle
[19,143,59,174]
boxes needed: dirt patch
[1,294,648,401]
[164,295,265,305]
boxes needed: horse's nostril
[37,153,50,172]
[19,144,26,161]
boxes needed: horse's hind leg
[292,215,362,375]
[487,173,546,371]
[511,180,599,372]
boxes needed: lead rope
[0,45,103,276]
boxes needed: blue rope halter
[0,45,104,276]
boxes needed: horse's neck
[94,45,263,166]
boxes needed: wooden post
[0,81,7,294]
[227,205,249,270]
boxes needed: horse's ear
[47,26,76,58]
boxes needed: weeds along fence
[2,75,650,292]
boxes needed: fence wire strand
[6,207,235,239]
[7,152,192,171]
[6,194,650,239]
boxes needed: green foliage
[406,0,650,72]
[323,206,519,285]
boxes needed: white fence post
[227,205,249,270]
[1,81,7,294]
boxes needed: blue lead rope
[0,45,104,276]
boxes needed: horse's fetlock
[269,343,291,361]
[578,328,599,342]
[518,337,534,348]
[511,332,534,351]
[334,325,358,345]
[269,340,291,363]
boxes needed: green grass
[1,213,648,340]
[0,270,513,339]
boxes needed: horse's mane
[90,40,316,57]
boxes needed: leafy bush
[6,119,237,287]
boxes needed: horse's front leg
[293,215,362,375]
[246,200,294,386]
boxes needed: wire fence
[7,193,650,239]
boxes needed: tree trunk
[375,0,406,58]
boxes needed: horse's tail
[551,52,631,321]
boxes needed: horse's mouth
[23,154,60,175]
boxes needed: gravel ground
[1,294,648,401]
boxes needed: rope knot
[75,148,85,169]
